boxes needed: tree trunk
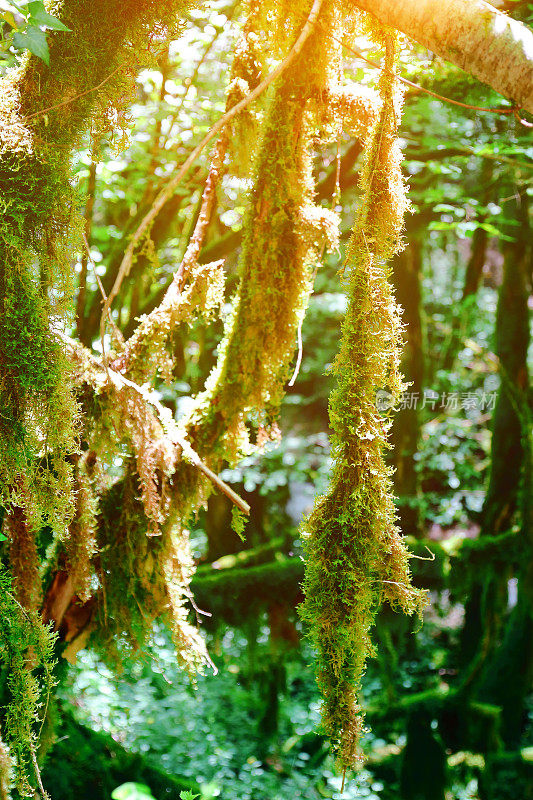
[482,192,530,535]
[459,188,531,694]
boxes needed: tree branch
[353,0,533,114]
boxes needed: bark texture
[354,0,533,114]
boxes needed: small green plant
[231,506,247,543]
[0,0,70,65]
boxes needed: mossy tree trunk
[0,1,193,793]
[473,190,532,748]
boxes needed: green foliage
[41,708,201,800]
[60,615,512,800]
[112,782,156,800]
[1,0,70,67]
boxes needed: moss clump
[93,469,207,675]
[0,565,56,798]
[122,260,225,384]
[0,77,78,540]
[0,0,196,534]
[300,32,427,770]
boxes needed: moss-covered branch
[352,0,533,114]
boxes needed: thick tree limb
[353,0,533,114]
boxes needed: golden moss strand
[300,32,427,770]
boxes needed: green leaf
[12,26,49,63]
[0,533,7,542]
[179,792,200,800]
[28,1,70,30]
[230,506,247,543]
[1,10,17,27]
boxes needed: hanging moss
[0,0,200,792]
[0,0,196,538]
[0,566,56,798]
[300,32,426,770]
[91,464,207,675]
[52,0,359,695]
[182,0,342,471]
[38,0,344,679]
[121,260,225,384]
[5,504,41,615]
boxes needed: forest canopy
[0,1,531,799]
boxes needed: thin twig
[288,317,304,387]
[170,128,229,296]
[380,579,415,592]
[81,232,122,375]
[409,545,435,561]
[100,0,325,342]
[56,331,250,515]
[288,247,324,388]
[30,744,48,800]
[23,65,124,123]
[31,732,50,798]
[407,144,533,170]
[106,368,251,515]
